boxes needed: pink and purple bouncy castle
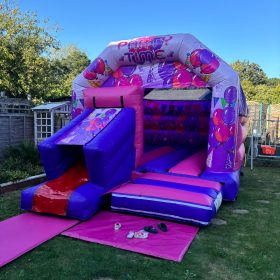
[21,34,248,226]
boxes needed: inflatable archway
[72,34,248,173]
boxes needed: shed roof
[32,102,70,111]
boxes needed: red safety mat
[32,161,89,216]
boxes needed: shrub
[0,141,43,183]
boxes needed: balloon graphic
[214,124,230,143]
[224,86,237,103]
[209,132,219,148]
[151,37,164,50]
[174,61,187,71]
[213,109,224,125]
[173,70,192,88]
[199,49,215,64]
[222,107,235,124]
[83,69,97,80]
[229,124,235,136]
[129,74,143,87]
[88,58,105,74]
[102,76,116,87]
[190,49,202,68]
[200,59,219,74]
[192,75,207,87]
[158,62,175,79]
[197,49,220,74]
[106,108,117,115]
[113,68,124,79]
[74,108,82,117]
[116,76,130,86]
[122,65,137,76]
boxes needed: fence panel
[0,114,34,159]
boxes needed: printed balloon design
[116,76,130,86]
[73,107,82,117]
[106,108,117,115]
[106,65,143,87]
[174,61,188,71]
[83,70,97,80]
[129,74,143,87]
[213,109,224,125]
[190,49,220,74]
[173,69,192,88]
[190,49,202,68]
[201,60,219,74]
[209,132,219,148]
[151,37,164,50]
[83,57,105,80]
[229,124,235,136]
[222,107,235,124]
[224,86,237,103]
[192,75,207,87]
[89,58,105,74]
[113,68,124,79]
[214,124,230,143]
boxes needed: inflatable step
[111,173,223,226]
[137,147,198,173]
[140,172,222,193]
[169,150,207,176]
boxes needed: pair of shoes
[143,223,168,234]
[143,226,158,234]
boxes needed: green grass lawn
[0,167,279,280]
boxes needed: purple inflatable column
[206,80,240,172]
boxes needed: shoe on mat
[158,222,168,232]
[143,225,158,234]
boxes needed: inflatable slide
[21,33,249,226]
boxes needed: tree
[267,77,280,87]
[0,1,90,102]
[0,0,59,99]
[49,45,90,99]
[231,60,268,85]
[241,80,280,104]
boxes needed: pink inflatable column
[83,86,144,166]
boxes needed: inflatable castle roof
[72,33,248,118]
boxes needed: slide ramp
[21,108,136,220]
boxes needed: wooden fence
[0,98,34,159]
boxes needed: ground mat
[62,211,199,262]
[0,213,78,267]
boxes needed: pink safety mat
[0,213,79,267]
[62,211,199,262]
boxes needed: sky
[18,0,280,78]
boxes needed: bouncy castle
[21,34,249,226]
